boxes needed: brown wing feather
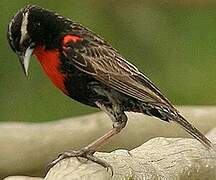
[62,35,176,111]
[61,29,213,149]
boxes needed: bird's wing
[62,34,176,111]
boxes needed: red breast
[33,46,68,95]
[33,35,82,95]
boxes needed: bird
[7,4,212,169]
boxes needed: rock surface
[2,106,216,179]
[5,129,216,180]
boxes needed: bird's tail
[171,113,213,149]
[130,102,213,149]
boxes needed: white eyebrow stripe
[20,11,29,44]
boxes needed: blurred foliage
[0,0,216,122]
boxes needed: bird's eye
[20,38,35,52]
[21,38,31,48]
[29,42,36,48]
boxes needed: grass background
[1,0,216,122]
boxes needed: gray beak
[18,46,34,76]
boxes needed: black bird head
[7,5,68,76]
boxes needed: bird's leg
[48,101,127,173]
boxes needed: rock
[2,106,216,179]
[43,129,216,180]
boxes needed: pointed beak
[18,46,34,77]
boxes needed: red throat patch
[33,46,68,95]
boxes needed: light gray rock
[43,130,216,180]
[4,176,43,180]
[5,129,216,180]
[2,106,216,179]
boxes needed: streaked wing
[62,34,176,111]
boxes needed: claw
[85,153,114,176]
[46,149,114,176]
[126,149,132,157]
[46,153,65,170]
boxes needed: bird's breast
[33,46,68,94]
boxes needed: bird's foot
[47,148,113,175]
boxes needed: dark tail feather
[172,113,213,149]
[134,102,213,149]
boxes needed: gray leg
[86,101,128,151]
[48,100,128,175]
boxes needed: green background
[1,1,216,122]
